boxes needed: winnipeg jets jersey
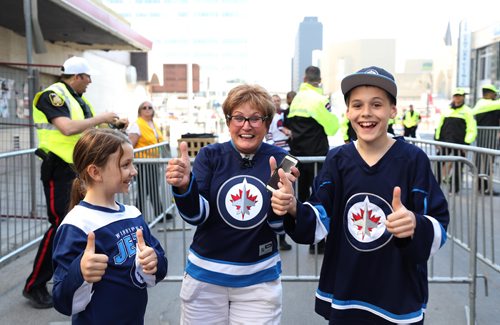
[173,141,287,287]
[285,137,449,323]
[52,201,168,324]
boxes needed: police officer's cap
[482,84,498,93]
[452,88,467,96]
[62,57,97,75]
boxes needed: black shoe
[23,286,53,309]
[157,213,173,222]
[309,239,325,254]
[279,239,292,251]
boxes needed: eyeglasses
[226,115,268,127]
[141,106,153,110]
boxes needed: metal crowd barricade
[475,126,500,185]
[0,149,46,267]
[0,142,175,267]
[406,137,500,273]
[427,155,479,325]
[127,141,174,226]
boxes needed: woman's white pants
[180,273,282,325]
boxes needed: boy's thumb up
[85,231,96,254]
[136,229,146,250]
[178,141,189,162]
[392,186,403,211]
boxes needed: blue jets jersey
[284,137,449,323]
[52,201,168,325]
[173,141,287,287]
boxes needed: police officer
[287,66,339,253]
[340,115,357,143]
[403,104,421,137]
[435,88,477,192]
[472,84,500,195]
[23,57,119,308]
[473,84,500,127]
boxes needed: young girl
[52,128,168,324]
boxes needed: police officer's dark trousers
[24,154,76,293]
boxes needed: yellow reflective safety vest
[403,110,420,128]
[434,104,477,145]
[472,98,500,126]
[287,82,338,136]
[33,82,95,164]
[134,117,164,158]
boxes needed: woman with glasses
[127,101,170,220]
[166,84,297,324]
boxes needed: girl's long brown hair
[69,128,131,210]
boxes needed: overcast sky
[104,0,499,93]
[245,0,499,92]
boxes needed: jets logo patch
[344,193,393,252]
[217,175,269,229]
[49,93,64,107]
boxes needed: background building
[469,21,500,104]
[0,0,151,152]
[321,39,396,118]
[102,0,254,98]
[292,17,323,91]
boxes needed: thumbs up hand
[166,141,191,192]
[80,232,109,283]
[270,168,297,217]
[136,229,158,275]
[385,186,416,238]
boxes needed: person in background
[434,88,477,193]
[287,66,339,254]
[403,104,421,137]
[284,91,296,125]
[266,94,292,250]
[23,56,120,309]
[267,94,291,151]
[286,91,297,107]
[340,115,357,143]
[52,128,167,324]
[472,84,500,195]
[271,66,449,324]
[128,101,172,219]
[473,84,500,127]
[166,84,293,324]
[387,116,396,135]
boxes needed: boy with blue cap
[270,66,450,324]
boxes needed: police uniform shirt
[36,82,93,122]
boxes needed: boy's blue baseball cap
[341,66,397,100]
